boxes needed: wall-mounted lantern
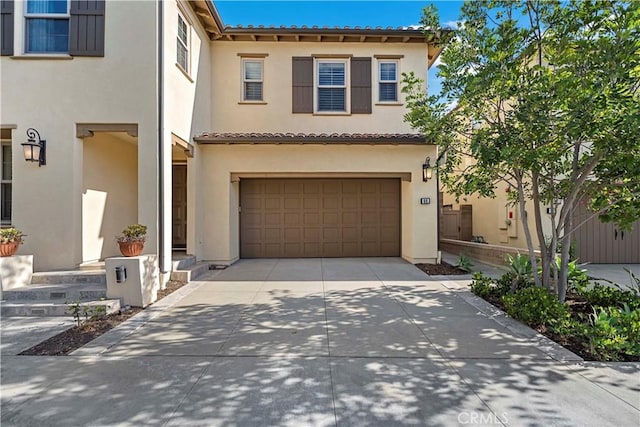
[422,156,433,182]
[21,128,46,167]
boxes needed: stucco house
[0,0,444,282]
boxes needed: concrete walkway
[1,258,638,426]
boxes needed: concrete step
[0,298,120,317]
[2,283,107,302]
[170,261,210,282]
[171,255,197,271]
[77,261,106,271]
[31,270,106,285]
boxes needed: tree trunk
[516,174,541,287]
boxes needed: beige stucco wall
[82,132,138,263]
[442,181,551,249]
[209,41,427,133]
[196,144,439,264]
[0,1,159,270]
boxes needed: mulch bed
[18,280,187,356]
[416,261,469,275]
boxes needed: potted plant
[116,224,147,257]
[0,227,25,257]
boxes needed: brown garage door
[240,179,400,258]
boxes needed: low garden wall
[440,238,541,267]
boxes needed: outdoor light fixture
[21,128,46,166]
[422,156,433,182]
[115,265,127,283]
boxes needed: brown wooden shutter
[69,0,105,57]
[351,57,372,114]
[0,0,13,56]
[292,57,313,113]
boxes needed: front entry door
[172,164,187,249]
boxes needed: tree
[404,0,640,301]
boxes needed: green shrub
[116,224,147,243]
[562,259,589,293]
[469,272,494,298]
[506,253,533,291]
[502,287,571,329]
[581,284,640,311]
[470,272,511,299]
[0,227,25,244]
[585,304,640,361]
[456,254,474,273]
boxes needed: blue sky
[215,0,464,95]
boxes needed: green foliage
[470,272,510,299]
[502,287,571,329]
[66,300,106,328]
[404,0,640,300]
[585,304,640,361]
[625,268,640,295]
[117,224,147,243]
[506,254,533,291]
[580,284,640,311]
[0,227,25,244]
[455,254,474,273]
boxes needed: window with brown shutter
[351,57,372,114]
[292,56,372,114]
[69,0,105,57]
[292,56,313,113]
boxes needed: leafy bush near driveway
[502,287,572,330]
[469,271,640,361]
[581,284,640,311]
[585,305,640,361]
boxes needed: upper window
[25,0,69,53]
[242,59,264,101]
[1,142,12,225]
[378,61,398,102]
[177,12,190,74]
[316,60,348,112]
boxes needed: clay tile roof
[193,132,428,145]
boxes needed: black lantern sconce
[422,156,433,182]
[21,128,46,167]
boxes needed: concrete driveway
[2,258,639,426]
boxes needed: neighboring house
[441,159,640,264]
[0,0,444,280]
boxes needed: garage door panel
[265,198,280,210]
[323,212,338,224]
[241,179,400,258]
[265,214,280,225]
[304,213,320,224]
[361,197,378,209]
[342,197,358,209]
[342,212,358,225]
[323,197,339,209]
[264,228,280,242]
[323,227,339,240]
[304,198,320,209]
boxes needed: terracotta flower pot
[118,241,144,257]
[0,241,20,257]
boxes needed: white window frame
[1,141,12,226]
[176,10,191,75]
[241,58,264,102]
[314,58,350,114]
[24,0,71,54]
[378,59,399,103]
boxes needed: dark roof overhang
[194,132,430,145]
